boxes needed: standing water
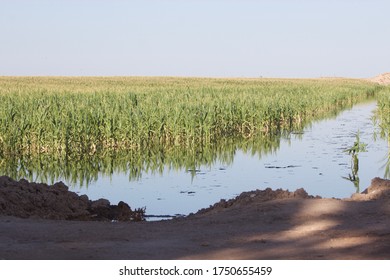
[61,101,388,217]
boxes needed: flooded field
[1,77,388,218]
[49,101,388,217]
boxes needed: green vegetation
[0,134,282,186]
[343,131,368,191]
[0,77,380,157]
[344,130,368,156]
[376,86,390,178]
[376,87,390,138]
[0,76,387,183]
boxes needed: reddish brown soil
[1,176,390,260]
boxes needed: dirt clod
[0,176,145,221]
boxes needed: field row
[376,86,390,178]
[0,77,384,157]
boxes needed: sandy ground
[1,177,390,260]
[368,73,390,85]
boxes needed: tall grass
[376,87,390,136]
[0,77,381,158]
[376,86,390,178]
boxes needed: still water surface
[63,101,388,217]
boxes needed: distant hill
[369,73,390,85]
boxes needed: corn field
[0,77,382,159]
[376,86,390,178]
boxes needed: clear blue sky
[1,0,389,78]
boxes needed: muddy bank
[193,177,390,216]
[194,187,320,216]
[0,176,145,221]
[0,176,323,221]
[1,175,390,221]
[1,176,390,259]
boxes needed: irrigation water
[48,100,387,218]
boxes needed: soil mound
[195,187,320,215]
[369,73,390,85]
[0,176,145,221]
[195,177,390,215]
[351,177,390,201]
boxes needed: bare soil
[0,176,145,222]
[1,176,390,260]
[368,73,390,85]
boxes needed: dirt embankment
[1,176,390,260]
[368,73,390,85]
[0,176,145,221]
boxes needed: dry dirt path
[1,177,390,260]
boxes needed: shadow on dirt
[1,176,390,259]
